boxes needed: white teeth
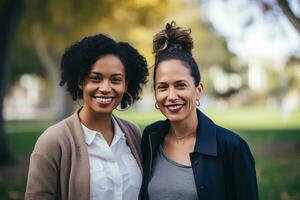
[167,105,183,110]
[95,97,113,104]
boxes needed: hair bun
[153,21,193,55]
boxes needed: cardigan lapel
[65,111,90,200]
[65,111,88,147]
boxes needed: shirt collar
[81,123,97,145]
[111,116,126,146]
[81,116,126,146]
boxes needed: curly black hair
[60,34,148,109]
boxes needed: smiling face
[80,54,127,115]
[155,59,203,122]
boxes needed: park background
[0,0,299,199]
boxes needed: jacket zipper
[145,133,153,200]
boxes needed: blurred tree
[260,0,300,33]
[0,0,22,164]
[10,40,44,83]
[201,0,300,33]
[200,0,299,97]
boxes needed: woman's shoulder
[214,125,254,161]
[215,125,255,166]
[145,120,165,130]
[33,117,72,153]
[215,125,248,149]
[142,120,167,138]
[41,117,70,138]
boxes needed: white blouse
[81,117,142,200]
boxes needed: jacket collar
[149,109,217,157]
[194,109,217,156]
[148,119,170,157]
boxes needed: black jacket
[140,109,258,200]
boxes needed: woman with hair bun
[140,22,258,200]
[25,34,148,200]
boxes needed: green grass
[1,107,300,200]
[256,156,300,200]
[5,120,55,135]
[238,129,300,143]
[7,132,41,156]
[206,107,300,130]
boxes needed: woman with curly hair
[140,22,258,200]
[25,34,148,200]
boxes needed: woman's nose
[167,88,178,101]
[98,80,112,93]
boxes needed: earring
[196,99,200,107]
[116,92,133,111]
[155,103,159,109]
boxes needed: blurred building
[4,74,53,120]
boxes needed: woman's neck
[78,106,113,134]
[169,109,198,139]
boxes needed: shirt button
[200,185,205,189]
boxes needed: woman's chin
[163,113,185,122]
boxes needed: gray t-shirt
[148,146,198,200]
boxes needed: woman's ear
[196,82,203,99]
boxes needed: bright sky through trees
[202,0,300,63]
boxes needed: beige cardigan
[25,111,142,200]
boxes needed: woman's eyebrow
[156,82,167,85]
[111,73,124,76]
[89,72,101,75]
[175,80,189,84]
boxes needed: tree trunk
[0,0,22,164]
[32,26,72,121]
[277,0,300,33]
